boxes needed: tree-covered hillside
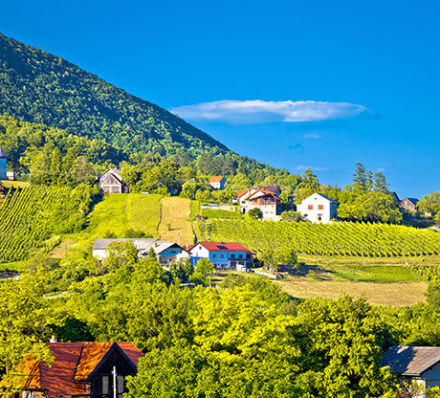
[0,32,227,156]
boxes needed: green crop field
[0,186,76,262]
[209,219,440,257]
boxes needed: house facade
[99,169,129,194]
[399,197,419,213]
[14,341,143,398]
[92,238,188,264]
[382,346,440,395]
[0,146,6,180]
[189,242,253,270]
[297,193,338,224]
[209,176,226,190]
[239,186,281,220]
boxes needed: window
[213,254,217,258]
[308,204,313,210]
[221,254,224,259]
[318,204,324,210]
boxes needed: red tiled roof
[193,242,252,254]
[17,342,143,397]
[209,176,224,183]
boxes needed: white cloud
[304,133,321,139]
[296,165,329,172]
[170,99,372,124]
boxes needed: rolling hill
[0,32,227,157]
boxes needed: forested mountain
[0,32,227,157]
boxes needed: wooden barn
[99,169,129,194]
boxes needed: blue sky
[1,0,439,197]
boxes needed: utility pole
[112,366,117,398]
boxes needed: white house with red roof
[297,193,338,224]
[189,242,254,270]
[209,176,226,190]
[238,186,281,220]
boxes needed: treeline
[295,163,403,224]
[4,246,440,396]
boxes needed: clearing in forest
[158,197,193,246]
[87,193,163,239]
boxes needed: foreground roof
[382,346,440,376]
[192,242,252,253]
[19,342,143,397]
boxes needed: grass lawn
[2,181,29,188]
[277,277,427,306]
[87,193,163,239]
[158,197,194,246]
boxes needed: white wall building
[93,238,189,264]
[238,187,281,220]
[297,193,338,224]
[0,146,7,180]
[189,242,253,270]
[209,176,226,190]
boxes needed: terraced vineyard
[210,219,440,257]
[0,186,76,262]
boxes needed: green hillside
[0,32,227,156]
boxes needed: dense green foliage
[0,185,92,262]
[0,33,226,156]
[208,219,440,257]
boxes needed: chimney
[154,242,158,247]
[50,335,58,343]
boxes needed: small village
[1,9,440,397]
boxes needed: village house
[0,146,6,180]
[11,340,143,398]
[238,186,282,220]
[297,193,338,224]
[92,238,189,264]
[399,197,419,213]
[99,169,129,194]
[189,241,253,270]
[209,176,226,190]
[382,346,440,394]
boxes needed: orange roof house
[12,341,143,398]
[208,176,226,190]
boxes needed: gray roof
[93,238,180,254]
[0,146,6,159]
[316,193,338,204]
[382,346,440,376]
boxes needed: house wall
[298,194,337,224]
[421,363,440,389]
[209,178,225,190]
[0,158,6,180]
[158,247,187,264]
[190,244,249,269]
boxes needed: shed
[382,346,440,391]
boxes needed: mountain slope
[0,32,227,156]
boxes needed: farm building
[238,186,281,220]
[297,193,338,224]
[92,238,189,264]
[99,169,129,194]
[189,241,254,270]
[382,346,440,393]
[399,197,419,213]
[12,341,143,398]
[0,146,6,180]
[209,176,226,189]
